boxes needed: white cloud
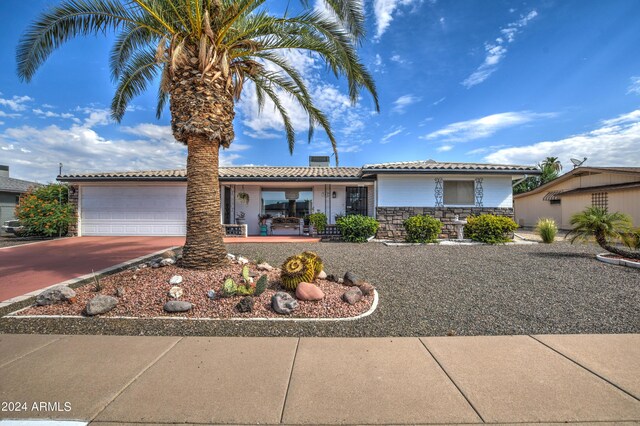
[392,94,421,114]
[373,0,421,39]
[32,108,76,120]
[0,95,33,112]
[424,111,555,142]
[380,126,405,144]
[627,76,640,95]
[484,109,640,167]
[436,144,453,152]
[390,54,409,65]
[462,10,538,88]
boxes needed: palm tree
[541,156,562,173]
[567,206,639,259]
[17,0,378,269]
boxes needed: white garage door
[81,186,187,236]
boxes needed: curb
[0,246,181,310]
[0,237,69,251]
[5,290,378,323]
[596,253,640,269]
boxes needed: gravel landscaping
[1,241,638,336]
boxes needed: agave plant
[17,0,378,269]
[567,207,639,259]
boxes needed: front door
[223,186,231,224]
[345,187,368,216]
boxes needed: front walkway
[0,334,638,424]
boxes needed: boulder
[169,275,183,285]
[342,287,363,305]
[343,271,363,286]
[257,262,274,271]
[326,274,338,282]
[151,262,161,268]
[161,250,176,259]
[85,295,118,316]
[236,296,254,313]
[271,292,299,315]
[295,282,325,301]
[317,270,327,280]
[163,301,192,313]
[36,285,76,306]
[160,258,175,266]
[358,282,375,296]
[168,286,183,299]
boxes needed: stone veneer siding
[67,184,79,237]
[376,206,514,240]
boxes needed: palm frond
[111,47,161,122]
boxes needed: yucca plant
[17,0,378,269]
[535,218,557,244]
[567,207,639,259]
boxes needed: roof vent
[309,156,330,167]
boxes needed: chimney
[309,156,330,167]
[0,165,8,178]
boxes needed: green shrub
[622,227,640,250]
[16,184,73,237]
[336,214,379,243]
[403,215,442,243]
[535,218,558,243]
[464,214,518,244]
[307,212,327,233]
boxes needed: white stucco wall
[377,174,513,208]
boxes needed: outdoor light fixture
[332,191,337,198]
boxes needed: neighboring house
[514,166,640,230]
[0,165,40,230]
[57,158,538,239]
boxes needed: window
[262,189,312,218]
[443,180,474,205]
[550,199,561,205]
[592,192,608,210]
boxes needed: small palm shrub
[622,228,640,250]
[336,215,379,243]
[568,207,639,259]
[16,184,74,237]
[307,212,328,233]
[403,215,442,243]
[535,218,558,243]
[464,214,518,244]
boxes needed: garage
[80,185,186,236]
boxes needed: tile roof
[362,160,540,173]
[0,176,41,193]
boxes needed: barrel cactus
[280,255,315,290]
[301,251,323,277]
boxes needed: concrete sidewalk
[0,334,638,425]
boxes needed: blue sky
[1,0,639,182]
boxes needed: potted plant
[258,213,272,236]
[235,211,246,225]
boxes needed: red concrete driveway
[0,237,184,302]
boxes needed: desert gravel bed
[1,242,638,336]
[16,262,373,319]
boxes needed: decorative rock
[337,278,344,284]
[168,286,183,299]
[138,263,148,269]
[161,250,176,259]
[115,287,125,298]
[257,262,274,271]
[163,301,192,313]
[85,295,118,316]
[227,253,236,261]
[343,271,363,286]
[326,274,338,282]
[151,262,161,268]
[236,296,254,313]
[237,256,249,265]
[207,289,216,300]
[36,285,76,306]
[317,270,327,280]
[271,292,299,315]
[295,282,325,301]
[342,287,363,305]
[169,275,183,285]
[358,282,375,296]
[160,258,175,266]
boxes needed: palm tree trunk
[595,231,640,260]
[181,135,227,269]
